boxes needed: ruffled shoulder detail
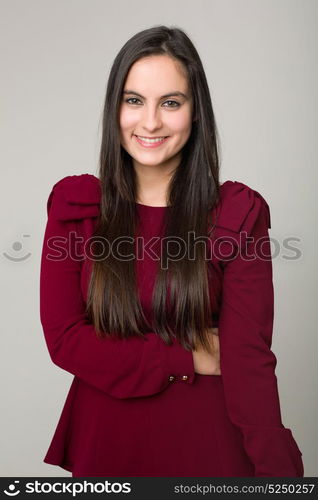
[215,180,271,235]
[46,174,101,221]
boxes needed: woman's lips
[134,135,170,148]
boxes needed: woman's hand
[192,328,221,375]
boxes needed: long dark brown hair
[86,25,221,353]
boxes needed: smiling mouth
[134,135,169,139]
[133,135,170,147]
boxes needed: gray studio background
[1,0,317,477]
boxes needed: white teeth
[136,135,166,143]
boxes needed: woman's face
[119,55,193,173]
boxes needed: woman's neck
[133,158,180,206]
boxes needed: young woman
[40,25,304,477]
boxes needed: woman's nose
[140,106,163,131]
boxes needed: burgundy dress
[39,174,304,477]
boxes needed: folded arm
[40,176,195,399]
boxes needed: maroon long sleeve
[213,182,304,476]
[40,175,195,399]
[40,174,304,477]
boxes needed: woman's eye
[163,100,180,108]
[125,97,141,105]
[124,98,180,108]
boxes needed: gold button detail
[181,375,188,381]
[169,375,175,381]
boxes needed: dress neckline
[136,202,167,209]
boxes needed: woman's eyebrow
[122,89,188,100]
